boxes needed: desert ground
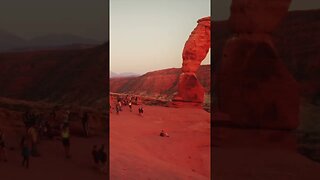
[0,133,107,180]
[212,127,320,180]
[110,104,211,179]
[0,98,108,180]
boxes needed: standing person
[118,100,122,111]
[63,110,71,127]
[98,144,107,173]
[128,101,132,112]
[21,135,30,168]
[82,112,89,137]
[91,145,99,169]
[61,125,71,158]
[0,129,7,162]
[27,125,39,157]
[116,104,120,115]
[139,106,144,117]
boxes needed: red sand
[110,105,211,179]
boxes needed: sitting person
[160,130,169,137]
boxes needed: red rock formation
[229,0,292,33]
[110,65,210,100]
[173,17,210,104]
[214,9,320,104]
[216,0,300,129]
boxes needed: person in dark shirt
[98,144,107,173]
[0,129,7,162]
[91,145,99,169]
[82,112,89,137]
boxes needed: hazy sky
[0,0,108,41]
[213,0,320,20]
[110,0,210,74]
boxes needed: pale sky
[110,0,210,74]
[213,0,320,20]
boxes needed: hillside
[110,65,211,100]
[0,43,108,106]
[213,9,320,102]
[0,31,101,53]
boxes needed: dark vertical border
[210,0,214,179]
[106,0,110,179]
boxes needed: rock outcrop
[110,65,210,100]
[173,17,210,103]
[214,9,320,105]
[216,0,300,129]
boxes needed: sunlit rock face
[173,17,210,104]
[216,0,300,130]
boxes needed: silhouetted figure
[82,112,89,137]
[21,135,30,168]
[129,101,132,112]
[27,125,39,157]
[0,129,7,162]
[160,130,170,137]
[138,106,144,116]
[43,120,53,139]
[92,145,99,168]
[61,125,71,159]
[116,105,120,115]
[63,110,71,127]
[98,144,107,173]
[118,101,122,111]
[23,110,37,129]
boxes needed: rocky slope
[0,43,108,106]
[110,65,210,100]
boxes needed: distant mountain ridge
[110,65,210,100]
[110,72,140,78]
[0,30,101,52]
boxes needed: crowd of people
[111,95,144,116]
[0,108,107,174]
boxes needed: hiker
[128,101,132,112]
[0,129,8,162]
[138,106,144,116]
[118,101,122,111]
[91,145,99,169]
[27,125,39,157]
[82,112,89,137]
[63,110,71,127]
[61,124,71,158]
[98,144,107,173]
[21,135,30,168]
[116,104,120,114]
[160,130,170,137]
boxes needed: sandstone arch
[216,0,300,130]
[173,16,210,104]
